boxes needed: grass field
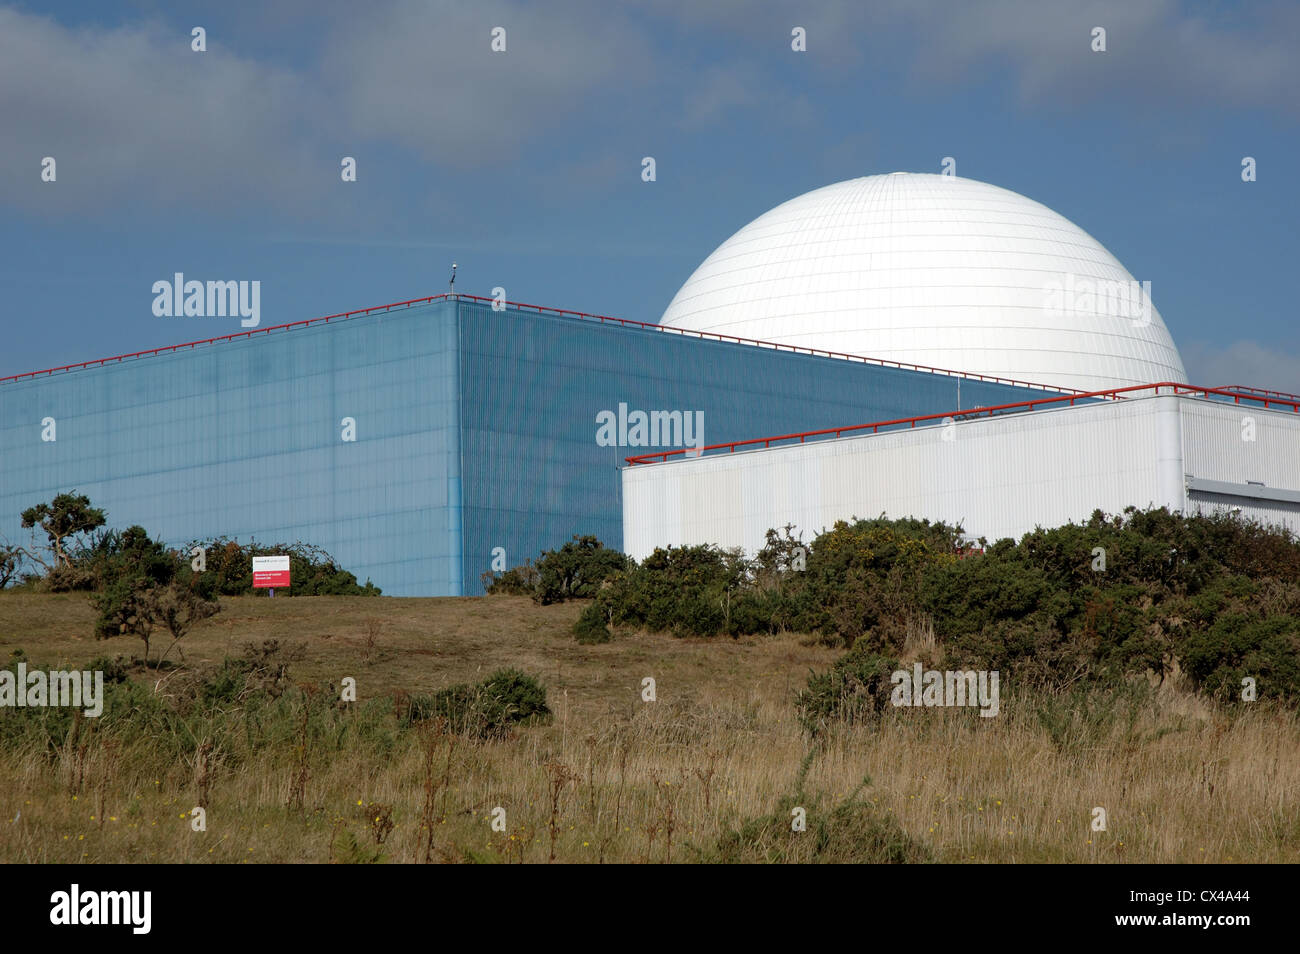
[2,592,1297,863]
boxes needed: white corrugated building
[623,389,1300,558]
[625,173,1300,556]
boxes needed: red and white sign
[252,555,291,588]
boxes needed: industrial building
[4,172,1294,595]
[626,173,1299,556]
[0,291,1053,596]
[622,385,1300,560]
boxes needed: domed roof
[659,173,1185,392]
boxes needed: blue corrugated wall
[454,299,1044,594]
[0,301,462,596]
[0,298,1050,597]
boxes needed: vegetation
[19,492,106,572]
[402,669,551,738]
[3,504,1299,862]
[483,535,628,604]
[491,508,1300,709]
[4,495,380,599]
[795,648,900,737]
[1,592,1295,863]
[176,538,381,598]
[1,494,380,666]
[707,751,931,864]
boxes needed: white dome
[660,173,1185,392]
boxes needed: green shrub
[573,603,612,644]
[177,538,381,597]
[533,535,629,604]
[592,543,749,637]
[796,649,900,736]
[707,750,931,864]
[482,560,539,596]
[1180,613,1300,705]
[484,536,627,603]
[404,669,551,738]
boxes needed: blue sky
[2,0,1297,387]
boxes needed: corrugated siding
[1179,399,1300,486]
[624,396,1183,559]
[454,300,1046,593]
[0,299,1055,597]
[1180,398,1300,533]
[1187,491,1300,532]
[0,302,462,597]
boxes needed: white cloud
[0,7,331,215]
[0,2,655,217]
[2,0,1295,220]
[321,0,655,166]
[1182,340,1300,394]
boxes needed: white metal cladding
[659,173,1187,393]
[624,396,1188,559]
[1178,399,1300,486]
[1179,398,1300,530]
[1187,491,1300,531]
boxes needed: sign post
[252,555,291,597]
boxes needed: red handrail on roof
[623,382,1300,465]
[1216,384,1300,402]
[0,294,452,384]
[459,295,1093,395]
[0,292,1092,396]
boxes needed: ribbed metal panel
[1187,491,1300,530]
[1179,399,1300,529]
[0,302,462,597]
[0,299,1054,596]
[454,299,1044,592]
[1179,399,1300,486]
[624,396,1192,559]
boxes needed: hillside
[2,592,1296,863]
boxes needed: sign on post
[252,555,291,591]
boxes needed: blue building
[0,295,1059,596]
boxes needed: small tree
[93,576,218,666]
[87,523,219,665]
[533,535,629,604]
[20,492,106,570]
[0,543,18,588]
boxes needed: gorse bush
[795,649,900,737]
[532,535,629,604]
[489,508,1300,710]
[403,669,551,739]
[4,494,380,598]
[483,535,627,603]
[481,560,539,596]
[590,543,751,637]
[706,750,931,864]
[573,603,612,644]
[177,538,381,597]
[785,517,961,649]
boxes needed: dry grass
[1,592,1296,863]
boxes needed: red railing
[0,294,452,384]
[0,292,1092,396]
[1216,384,1300,402]
[462,295,1094,395]
[623,382,1300,465]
